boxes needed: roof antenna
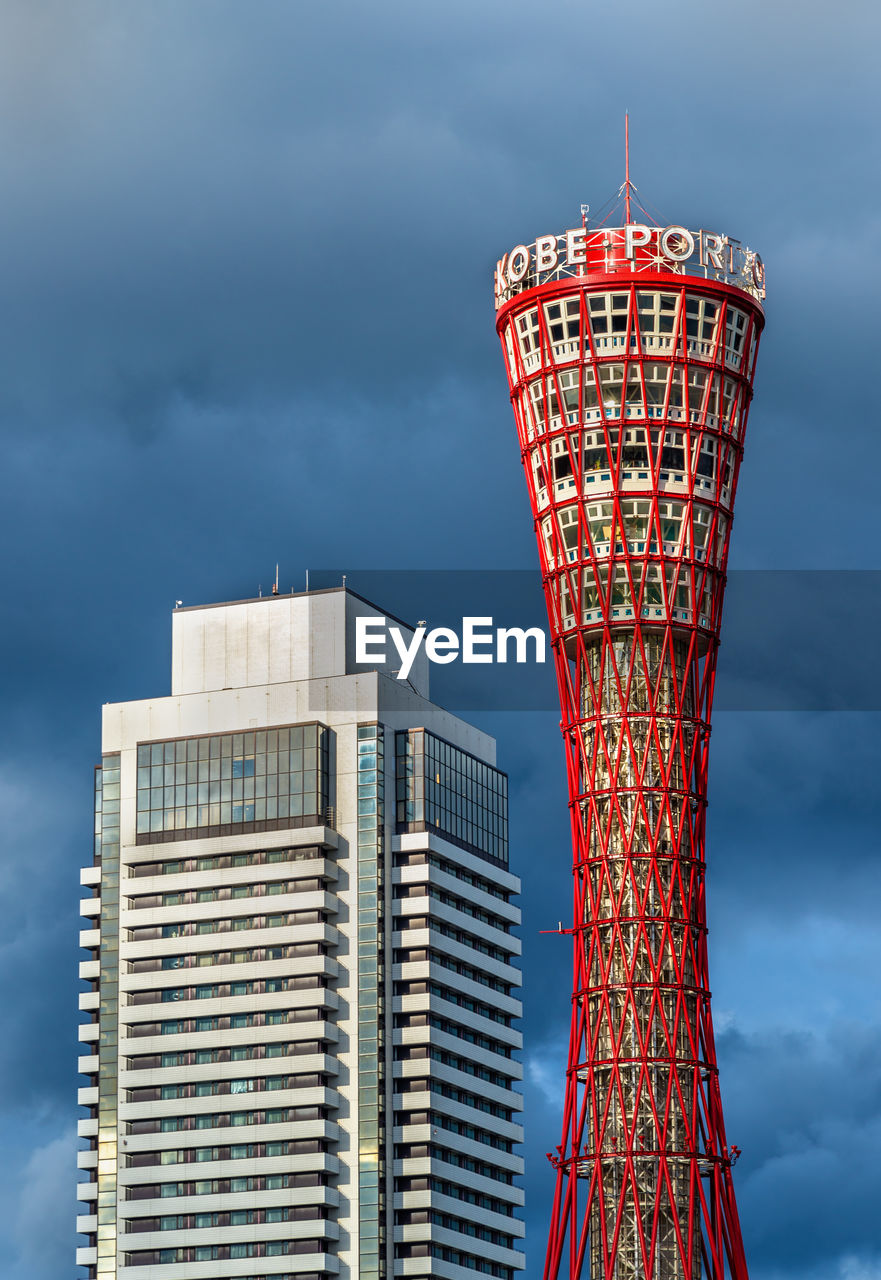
[624,111,632,225]
[272,564,279,596]
[305,569,310,592]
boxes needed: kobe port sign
[494,223,766,307]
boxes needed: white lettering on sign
[700,231,727,271]
[496,222,766,304]
[659,225,696,261]
[535,234,559,272]
[750,252,766,292]
[624,224,652,258]
[565,227,587,265]
[508,244,530,283]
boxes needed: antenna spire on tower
[624,112,632,224]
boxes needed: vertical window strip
[96,754,121,1278]
[357,724,385,1280]
[395,729,508,864]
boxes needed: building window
[396,730,507,865]
[135,724,331,843]
[94,754,120,1280]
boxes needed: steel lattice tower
[494,168,764,1279]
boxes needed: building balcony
[393,897,520,960]
[118,1215,341,1251]
[118,1182,340,1217]
[395,864,520,929]
[120,888,338,929]
[395,1156,524,1207]
[121,1150,340,1186]
[394,1189,525,1239]
[392,927,521,989]
[394,1124,524,1177]
[120,1082,340,1125]
[392,1089,524,1146]
[394,993,522,1051]
[121,1116,339,1160]
[394,1254,525,1280]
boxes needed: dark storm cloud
[0,1,878,1276]
[519,1012,881,1279]
[706,712,880,931]
[0,762,84,1110]
[723,1022,881,1274]
[0,0,876,442]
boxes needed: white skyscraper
[77,587,525,1280]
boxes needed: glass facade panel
[395,730,508,865]
[135,724,330,843]
[357,724,385,1280]
[95,754,121,1279]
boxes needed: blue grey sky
[0,2,879,1276]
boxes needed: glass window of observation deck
[598,364,624,414]
[637,292,678,340]
[541,506,581,563]
[588,293,629,343]
[724,306,748,363]
[515,309,540,356]
[544,298,580,343]
[528,379,557,426]
[685,296,719,342]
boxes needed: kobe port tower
[494,166,764,1280]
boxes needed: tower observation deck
[494,183,764,1279]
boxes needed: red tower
[494,166,764,1279]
